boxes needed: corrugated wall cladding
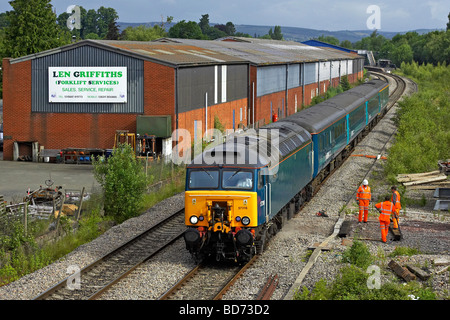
[287,64,301,89]
[352,59,364,74]
[304,62,317,85]
[319,61,331,82]
[331,61,340,78]
[341,60,348,76]
[257,65,286,97]
[257,64,304,97]
[32,45,144,113]
[177,64,247,113]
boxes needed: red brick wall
[178,97,248,142]
[2,58,175,160]
[2,54,364,161]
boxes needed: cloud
[0,0,445,31]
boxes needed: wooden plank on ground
[403,175,447,186]
[308,242,333,251]
[396,170,440,180]
[388,260,416,282]
[390,226,402,240]
[406,265,431,280]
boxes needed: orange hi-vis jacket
[357,185,371,201]
[375,201,394,221]
[391,190,401,212]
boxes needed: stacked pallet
[396,170,449,190]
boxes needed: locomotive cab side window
[222,170,253,190]
[189,169,219,189]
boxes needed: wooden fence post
[76,187,85,221]
[24,202,28,237]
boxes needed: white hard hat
[363,179,369,186]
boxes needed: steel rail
[159,255,258,300]
[284,72,414,300]
[34,208,186,300]
[256,274,279,300]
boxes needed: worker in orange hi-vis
[391,186,401,229]
[375,196,394,243]
[356,179,371,223]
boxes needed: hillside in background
[117,21,440,43]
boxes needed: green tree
[447,12,450,31]
[168,20,204,39]
[272,25,283,40]
[225,22,236,36]
[198,14,210,34]
[83,9,99,36]
[260,26,283,40]
[340,40,353,49]
[2,0,68,58]
[317,35,339,46]
[0,12,9,29]
[121,24,167,41]
[391,43,413,66]
[96,6,119,38]
[93,143,148,223]
[105,19,120,40]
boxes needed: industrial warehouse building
[1,37,364,161]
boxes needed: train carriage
[183,79,389,263]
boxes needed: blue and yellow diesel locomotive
[183,79,389,262]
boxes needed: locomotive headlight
[242,216,250,226]
[189,215,199,224]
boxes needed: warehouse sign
[48,67,127,103]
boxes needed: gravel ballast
[1,75,448,300]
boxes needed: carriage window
[189,169,219,189]
[222,170,253,189]
[333,120,346,140]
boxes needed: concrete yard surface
[0,159,99,203]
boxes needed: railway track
[284,71,416,299]
[161,72,414,301]
[159,255,258,300]
[32,71,414,301]
[34,208,186,300]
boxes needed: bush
[294,239,437,300]
[341,239,373,269]
[389,246,421,257]
[385,63,450,179]
[93,143,148,223]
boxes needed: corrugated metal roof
[9,40,247,67]
[153,37,360,65]
[9,37,362,68]
[93,40,249,66]
[301,39,358,54]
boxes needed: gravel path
[222,74,450,300]
[1,74,448,301]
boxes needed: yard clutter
[396,170,449,190]
[54,203,79,218]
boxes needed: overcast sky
[1,0,448,32]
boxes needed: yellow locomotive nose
[184,191,258,231]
